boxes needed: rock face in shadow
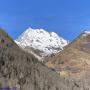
[0,29,83,90]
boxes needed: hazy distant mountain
[15,28,68,61]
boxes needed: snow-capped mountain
[15,27,68,57]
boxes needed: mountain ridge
[45,30,90,80]
[0,28,82,90]
[0,29,90,90]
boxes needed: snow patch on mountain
[15,27,68,56]
[82,30,90,37]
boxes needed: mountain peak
[24,27,48,34]
[15,27,68,57]
[84,30,90,33]
[81,30,90,37]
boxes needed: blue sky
[0,0,90,41]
